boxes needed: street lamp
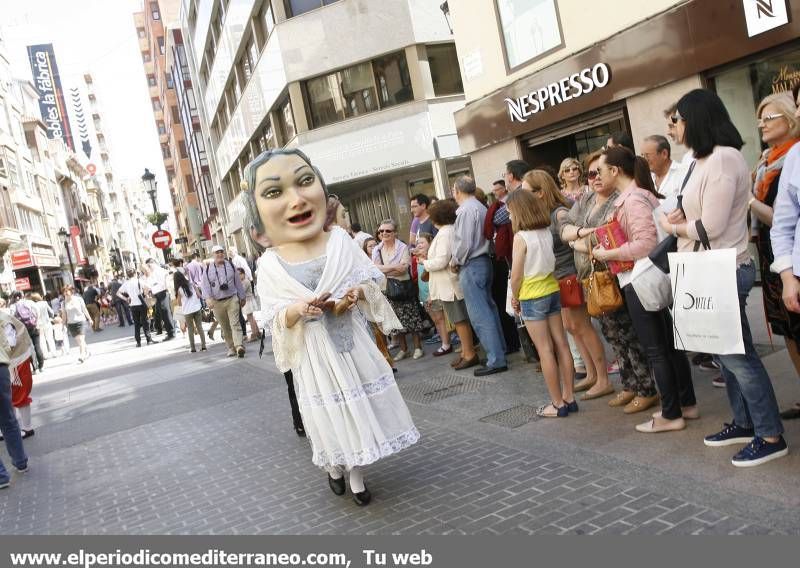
[57,227,76,290]
[440,1,452,34]
[142,168,158,214]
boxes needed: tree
[146,212,168,228]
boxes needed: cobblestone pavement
[0,319,798,535]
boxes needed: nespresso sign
[505,63,611,123]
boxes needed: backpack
[15,301,38,331]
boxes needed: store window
[373,51,413,107]
[276,97,296,143]
[157,36,165,55]
[306,74,346,128]
[495,0,564,71]
[147,74,157,87]
[137,27,146,38]
[151,1,160,21]
[287,0,340,18]
[428,44,464,96]
[712,49,800,169]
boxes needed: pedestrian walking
[174,270,205,353]
[145,259,175,340]
[659,88,787,466]
[60,285,92,363]
[246,148,418,506]
[82,282,103,332]
[238,268,260,342]
[9,292,44,373]
[109,275,133,327]
[117,269,157,348]
[0,308,32,490]
[201,246,247,357]
[451,175,508,376]
[31,293,55,359]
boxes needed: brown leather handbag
[582,249,623,317]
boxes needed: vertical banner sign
[26,43,75,152]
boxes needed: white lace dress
[257,227,420,469]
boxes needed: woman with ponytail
[592,146,693,428]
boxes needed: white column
[431,159,450,200]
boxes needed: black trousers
[490,257,520,352]
[114,301,133,325]
[623,284,696,419]
[26,328,44,371]
[153,291,174,336]
[131,305,152,345]
[284,371,304,431]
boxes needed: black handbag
[386,277,415,301]
[649,161,696,274]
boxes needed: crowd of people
[4,86,800,495]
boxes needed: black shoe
[190,348,197,353]
[294,424,306,437]
[564,399,579,413]
[352,485,372,506]
[147,339,158,345]
[136,343,142,348]
[163,334,175,341]
[118,324,125,327]
[474,365,509,377]
[779,406,800,420]
[328,474,346,496]
[21,429,34,439]
[237,346,245,358]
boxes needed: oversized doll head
[242,149,329,250]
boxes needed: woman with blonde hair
[522,170,611,398]
[558,157,587,202]
[750,91,800,419]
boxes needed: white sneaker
[412,348,424,360]
[394,350,407,361]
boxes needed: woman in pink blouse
[593,146,694,433]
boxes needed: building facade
[135,0,197,257]
[450,0,800,186]
[180,0,471,250]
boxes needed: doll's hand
[334,288,361,316]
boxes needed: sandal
[433,345,453,357]
[536,402,569,418]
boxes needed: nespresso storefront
[456,0,800,182]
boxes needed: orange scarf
[756,138,800,201]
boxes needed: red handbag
[558,274,584,308]
[594,218,634,274]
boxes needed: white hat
[211,245,224,253]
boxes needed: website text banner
[1,536,798,568]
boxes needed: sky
[1,0,175,225]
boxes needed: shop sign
[11,250,34,270]
[26,43,75,152]
[14,277,31,291]
[743,0,789,38]
[504,63,611,123]
[771,65,800,94]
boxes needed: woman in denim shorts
[508,190,576,418]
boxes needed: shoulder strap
[694,220,711,251]
[676,160,696,213]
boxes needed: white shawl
[257,226,402,372]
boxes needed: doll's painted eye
[261,187,281,199]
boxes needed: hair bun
[240,180,249,191]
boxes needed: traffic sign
[152,229,173,249]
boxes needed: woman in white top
[60,285,91,363]
[238,268,260,342]
[422,199,478,370]
[174,270,205,352]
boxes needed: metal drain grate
[479,404,541,428]
[399,374,485,403]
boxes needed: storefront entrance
[521,108,628,172]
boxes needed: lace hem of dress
[298,372,398,408]
[310,427,421,468]
[331,264,384,298]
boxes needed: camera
[219,283,229,291]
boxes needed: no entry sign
[152,229,172,249]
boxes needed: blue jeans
[0,364,27,483]
[520,292,561,322]
[715,262,784,438]
[459,255,507,368]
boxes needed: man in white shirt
[144,259,174,340]
[642,134,688,201]
[117,269,157,347]
[351,223,373,248]
[228,247,252,281]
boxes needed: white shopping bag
[668,248,744,355]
